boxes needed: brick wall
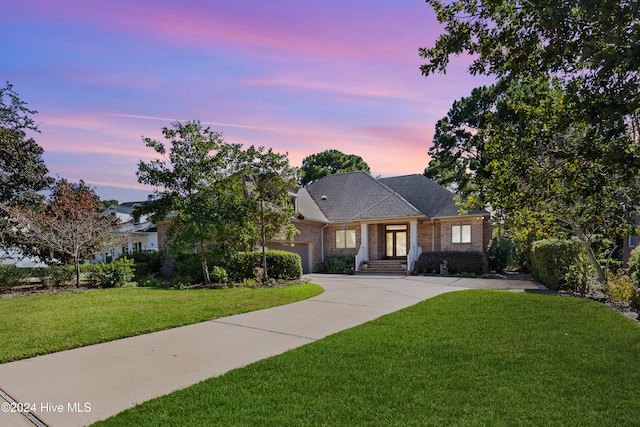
[323,224,360,258]
[437,217,488,252]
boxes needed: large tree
[1,82,54,250]
[6,179,119,287]
[136,121,298,285]
[419,0,640,137]
[0,82,53,208]
[136,121,251,285]
[426,78,640,281]
[299,149,370,186]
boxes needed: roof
[378,174,488,218]
[304,171,423,222]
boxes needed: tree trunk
[261,198,268,283]
[199,242,210,286]
[74,259,81,288]
[570,226,606,283]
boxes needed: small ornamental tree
[244,147,298,282]
[6,179,119,287]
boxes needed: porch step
[360,260,407,274]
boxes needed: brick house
[267,171,491,273]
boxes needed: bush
[629,246,640,288]
[564,253,596,295]
[125,251,164,280]
[604,272,639,307]
[41,265,75,288]
[487,237,516,272]
[209,266,228,284]
[529,239,583,290]
[91,257,135,288]
[322,255,355,274]
[0,265,31,292]
[414,251,488,275]
[226,250,303,281]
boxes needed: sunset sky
[1,0,494,202]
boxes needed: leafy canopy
[136,121,297,284]
[0,82,53,208]
[7,179,119,286]
[299,149,370,186]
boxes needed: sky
[1,0,494,202]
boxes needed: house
[266,172,491,273]
[92,202,158,263]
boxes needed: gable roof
[378,174,480,218]
[304,171,422,222]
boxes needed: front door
[385,224,407,258]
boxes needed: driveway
[0,274,542,427]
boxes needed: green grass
[0,284,323,364]
[94,290,640,427]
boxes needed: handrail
[355,245,367,272]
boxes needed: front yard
[93,290,640,426]
[0,284,323,364]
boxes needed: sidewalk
[0,275,540,426]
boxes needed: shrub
[210,266,228,284]
[629,246,640,288]
[564,253,596,295]
[529,239,583,290]
[414,251,488,275]
[91,257,135,288]
[226,250,303,281]
[604,272,639,307]
[41,265,75,288]
[487,237,516,272]
[125,251,164,280]
[322,255,355,274]
[0,265,30,292]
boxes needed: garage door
[267,242,311,274]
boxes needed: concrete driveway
[0,274,541,427]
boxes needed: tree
[299,149,370,186]
[135,121,252,285]
[426,77,640,281]
[245,147,298,282]
[1,82,54,248]
[424,82,503,199]
[419,0,640,151]
[6,179,119,287]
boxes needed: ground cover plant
[94,290,640,427]
[0,284,322,364]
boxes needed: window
[452,225,471,244]
[630,235,637,248]
[336,229,356,249]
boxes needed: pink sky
[1,0,494,202]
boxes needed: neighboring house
[268,172,491,273]
[0,248,47,268]
[622,213,639,266]
[92,202,158,263]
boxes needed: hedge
[414,251,488,275]
[529,239,583,290]
[225,250,303,281]
[322,255,355,274]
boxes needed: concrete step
[361,260,407,274]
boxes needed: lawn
[94,290,640,427]
[0,284,323,364]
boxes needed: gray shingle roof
[379,174,488,218]
[304,171,422,221]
